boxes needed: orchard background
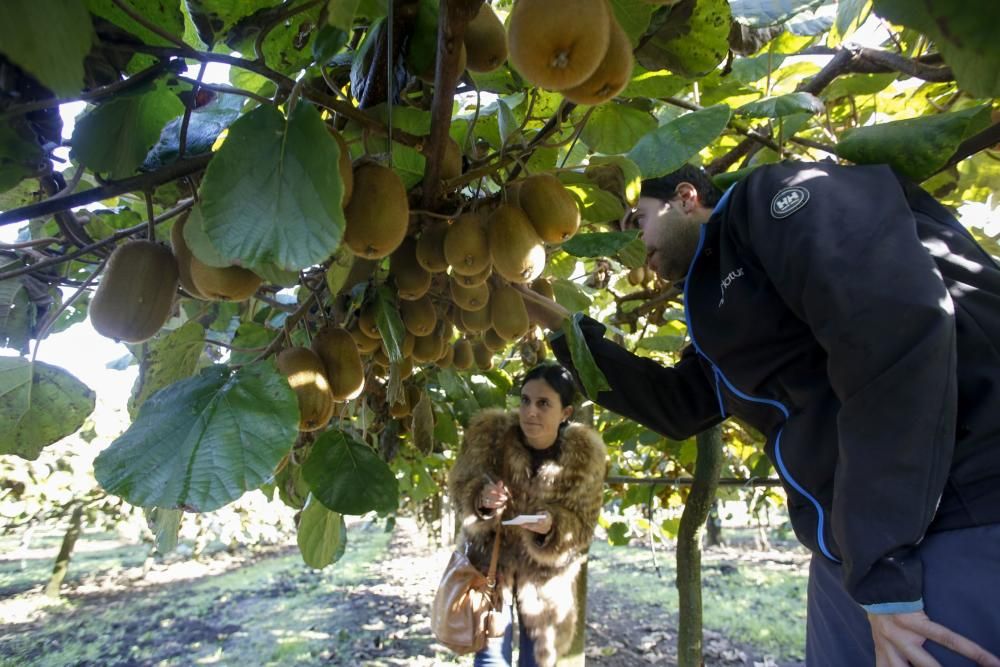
[1,0,997,665]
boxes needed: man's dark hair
[522,363,577,410]
[640,164,723,208]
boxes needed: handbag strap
[486,521,502,589]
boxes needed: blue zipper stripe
[683,207,840,563]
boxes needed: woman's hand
[869,610,1000,666]
[479,480,510,511]
[519,511,552,535]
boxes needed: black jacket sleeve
[549,314,722,441]
[734,163,957,609]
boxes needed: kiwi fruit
[399,294,437,336]
[452,338,474,370]
[451,263,492,287]
[460,304,492,334]
[449,276,490,311]
[329,128,354,206]
[517,173,582,244]
[444,211,490,276]
[483,327,507,352]
[276,347,335,432]
[348,321,382,354]
[311,326,365,402]
[344,163,410,259]
[489,205,546,283]
[416,220,450,273]
[170,212,207,299]
[464,3,508,73]
[560,16,633,105]
[390,236,431,300]
[189,258,262,302]
[530,277,556,300]
[508,0,611,90]
[472,340,494,370]
[89,240,179,343]
[490,284,530,341]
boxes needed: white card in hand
[502,514,546,526]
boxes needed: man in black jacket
[520,161,1000,666]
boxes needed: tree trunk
[676,426,724,667]
[556,555,588,666]
[44,503,84,598]
[704,500,725,548]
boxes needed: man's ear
[675,181,700,213]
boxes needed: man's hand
[512,284,570,331]
[869,610,1000,667]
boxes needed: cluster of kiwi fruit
[89,217,269,344]
[507,0,636,106]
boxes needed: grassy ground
[0,523,809,666]
[588,538,809,662]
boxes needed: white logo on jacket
[771,186,810,219]
[719,267,745,307]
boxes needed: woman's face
[519,379,573,450]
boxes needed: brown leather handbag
[430,524,505,654]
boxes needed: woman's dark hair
[522,363,577,409]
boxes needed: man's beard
[656,220,702,282]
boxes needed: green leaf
[297,498,347,568]
[627,104,731,178]
[390,143,428,189]
[88,0,184,47]
[0,280,33,354]
[820,72,896,100]
[0,358,95,460]
[607,521,629,545]
[144,92,244,169]
[313,24,350,65]
[497,99,520,147]
[837,105,992,183]
[581,104,657,155]
[736,92,824,119]
[617,237,648,269]
[729,0,827,26]
[589,155,643,207]
[607,0,657,46]
[326,0,361,32]
[731,53,787,85]
[374,286,406,363]
[146,507,182,554]
[302,430,399,515]
[199,102,345,273]
[228,1,324,74]
[552,280,593,313]
[564,184,626,224]
[0,0,94,97]
[94,361,298,511]
[622,67,688,98]
[562,231,640,258]
[469,67,523,95]
[128,321,206,417]
[636,335,686,352]
[228,322,273,365]
[85,209,143,241]
[185,0,276,47]
[564,316,611,400]
[0,120,45,192]
[71,84,185,179]
[872,0,1000,97]
[635,0,732,79]
[835,0,869,38]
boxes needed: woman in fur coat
[448,363,607,667]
